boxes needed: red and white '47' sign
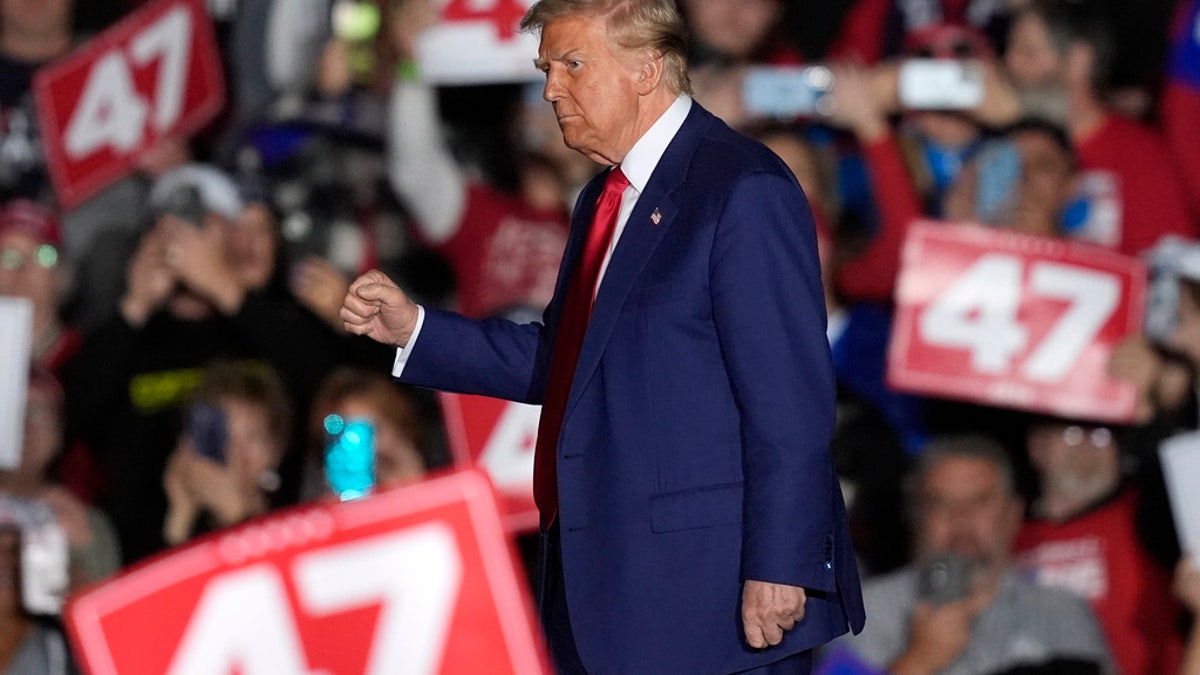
[440,393,540,533]
[888,222,1146,422]
[66,470,550,675]
[33,0,225,208]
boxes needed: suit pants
[538,523,813,675]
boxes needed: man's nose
[543,70,564,102]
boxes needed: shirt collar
[619,95,692,193]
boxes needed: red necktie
[533,167,629,524]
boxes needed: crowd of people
[2,0,1200,672]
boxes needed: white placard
[1159,430,1200,556]
[0,297,33,470]
[417,0,541,85]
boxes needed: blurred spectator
[683,0,798,128]
[386,0,572,319]
[0,368,118,590]
[0,0,74,203]
[1014,417,1181,675]
[62,164,335,563]
[831,434,1111,674]
[302,366,444,500]
[0,200,78,374]
[1003,0,1196,254]
[1178,556,1200,675]
[162,361,292,546]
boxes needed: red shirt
[1014,489,1182,675]
[1073,115,1197,256]
[426,184,569,319]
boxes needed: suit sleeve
[709,170,840,592]
[398,307,553,404]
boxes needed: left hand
[741,579,807,649]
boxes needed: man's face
[916,456,1023,569]
[536,14,646,165]
[1026,423,1118,498]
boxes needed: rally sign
[66,470,550,675]
[440,393,540,533]
[417,0,541,84]
[33,0,225,208]
[888,221,1146,422]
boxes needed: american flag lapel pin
[650,207,663,225]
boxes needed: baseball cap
[0,200,61,246]
[149,164,245,223]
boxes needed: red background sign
[440,394,540,533]
[33,0,225,208]
[66,470,550,675]
[888,222,1146,422]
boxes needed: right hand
[893,587,992,675]
[121,221,176,326]
[341,270,421,347]
[825,63,889,142]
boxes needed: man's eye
[568,60,583,69]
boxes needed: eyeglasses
[0,245,58,271]
[1060,425,1112,449]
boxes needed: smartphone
[162,184,207,228]
[187,403,228,464]
[898,59,985,110]
[743,65,835,118]
[974,139,1021,225]
[20,519,68,615]
[917,553,971,606]
[324,415,375,501]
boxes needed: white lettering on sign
[295,523,462,675]
[479,402,539,492]
[165,524,462,675]
[64,6,192,159]
[919,253,1119,381]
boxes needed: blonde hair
[521,0,691,95]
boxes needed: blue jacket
[401,103,865,674]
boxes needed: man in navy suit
[341,1,864,672]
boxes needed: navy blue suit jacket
[401,103,865,673]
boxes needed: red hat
[0,200,61,246]
[904,23,994,60]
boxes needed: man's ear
[635,50,665,95]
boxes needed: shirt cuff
[390,305,426,378]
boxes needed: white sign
[418,0,541,84]
[1159,431,1200,556]
[0,298,33,469]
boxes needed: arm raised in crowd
[386,0,468,246]
[825,64,924,304]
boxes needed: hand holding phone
[917,553,972,606]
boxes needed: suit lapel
[562,104,713,424]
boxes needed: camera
[160,184,208,228]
